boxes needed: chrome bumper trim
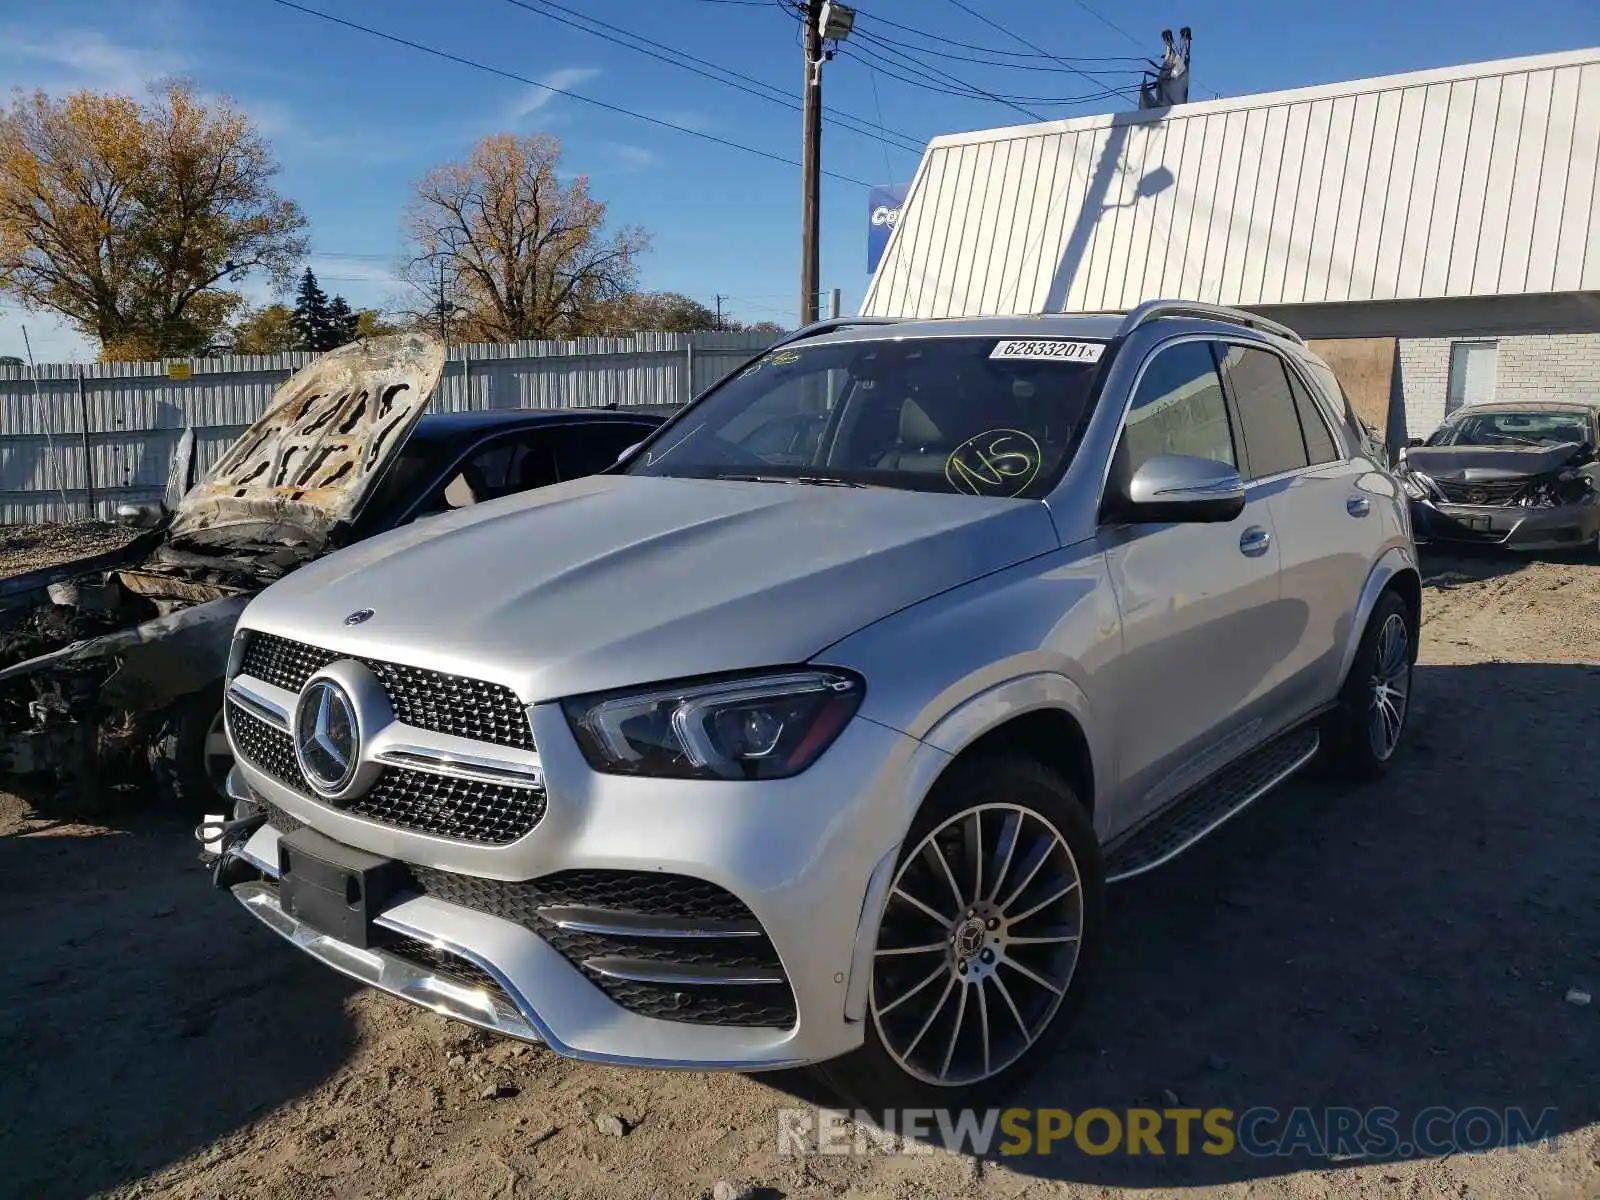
[233,880,542,1044]
[537,905,763,939]
[584,956,786,986]
[230,880,811,1072]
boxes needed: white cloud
[0,28,185,96]
[607,143,661,170]
[508,67,601,122]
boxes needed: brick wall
[1396,333,1600,438]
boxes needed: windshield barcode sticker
[990,339,1105,363]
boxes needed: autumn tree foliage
[402,133,648,342]
[0,80,308,360]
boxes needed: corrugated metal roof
[863,48,1600,319]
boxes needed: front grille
[228,701,546,845]
[238,631,534,751]
[411,865,796,1028]
[1435,479,1527,506]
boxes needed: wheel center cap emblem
[954,918,986,958]
[295,678,360,794]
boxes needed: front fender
[1336,544,1420,686]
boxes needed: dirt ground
[0,533,1596,1200]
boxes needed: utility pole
[715,294,725,332]
[436,259,450,343]
[800,0,824,327]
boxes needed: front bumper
[224,699,939,1071]
[1408,495,1600,552]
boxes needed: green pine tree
[292,267,334,351]
[326,294,359,348]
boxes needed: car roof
[792,313,1129,347]
[411,407,662,442]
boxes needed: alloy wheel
[870,803,1085,1087]
[1368,611,1411,761]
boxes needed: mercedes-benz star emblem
[295,679,360,795]
[344,608,374,626]
[1466,488,1488,504]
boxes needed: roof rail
[770,315,903,349]
[1115,300,1306,345]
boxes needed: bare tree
[401,133,648,342]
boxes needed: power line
[263,0,872,186]
[941,0,1138,96]
[1062,0,1147,52]
[852,30,1142,100]
[858,28,1146,76]
[851,4,1147,62]
[841,38,1041,120]
[842,43,1131,108]
[500,0,925,154]
[865,65,897,181]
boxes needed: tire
[149,684,233,817]
[1318,589,1415,781]
[811,752,1104,1111]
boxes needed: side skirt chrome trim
[1105,729,1321,885]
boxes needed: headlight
[1399,471,1433,500]
[561,669,864,780]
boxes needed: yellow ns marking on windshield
[945,429,1042,498]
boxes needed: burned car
[0,334,661,812]
[1396,400,1600,553]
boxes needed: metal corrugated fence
[0,330,776,523]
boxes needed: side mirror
[1117,454,1246,524]
[1407,437,1424,448]
[114,501,165,529]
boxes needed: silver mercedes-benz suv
[208,300,1418,1106]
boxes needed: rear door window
[548,422,659,479]
[1218,345,1310,480]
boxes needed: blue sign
[868,182,911,275]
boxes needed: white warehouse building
[862,47,1600,445]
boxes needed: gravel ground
[0,521,138,577]
[0,542,1596,1200]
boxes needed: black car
[1395,400,1600,554]
[0,335,662,811]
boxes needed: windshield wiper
[709,473,870,488]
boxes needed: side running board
[1103,725,1321,884]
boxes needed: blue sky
[2,0,1596,362]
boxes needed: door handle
[1239,526,1272,557]
[1347,496,1371,518]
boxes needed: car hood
[167,333,445,551]
[239,473,1060,702]
[1404,441,1586,482]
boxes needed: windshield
[1428,409,1595,448]
[625,336,1109,499]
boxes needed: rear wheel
[150,684,233,816]
[1319,589,1414,780]
[813,753,1103,1109]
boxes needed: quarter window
[1286,367,1339,465]
[1120,340,1236,474]
[1219,345,1309,479]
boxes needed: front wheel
[812,753,1103,1109]
[150,685,233,816]
[1320,590,1415,780]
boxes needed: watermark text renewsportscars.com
[777,1106,1561,1159]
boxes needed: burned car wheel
[150,685,232,815]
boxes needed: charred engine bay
[0,530,320,806]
